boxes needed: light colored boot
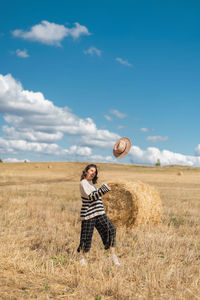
[110,254,120,266]
[80,258,86,266]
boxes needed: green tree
[0,158,3,163]
[155,158,161,166]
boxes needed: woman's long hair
[80,164,98,184]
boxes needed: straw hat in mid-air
[113,137,131,159]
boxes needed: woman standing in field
[77,164,120,266]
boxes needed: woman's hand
[106,183,112,190]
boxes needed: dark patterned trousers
[77,214,116,253]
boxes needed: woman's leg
[77,218,96,264]
[95,214,116,250]
[95,214,119,265]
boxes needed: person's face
[85,167,96,181]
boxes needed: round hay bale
[177,171,183,176]
[35,165,40,168]
[103,181,162,227]
[48,165,52,169]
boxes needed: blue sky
[0,0,200,165]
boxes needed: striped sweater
[80,179,111,220]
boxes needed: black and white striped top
[80,179,111,220]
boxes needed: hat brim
[113,137,132,159]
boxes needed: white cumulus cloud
[16,49,29,58]
[89,154,115,163]
[2,126,63,143]
[69,22,90,39]
[116,57,132,67]
[0,137,61,154]
[84,46,102,56]
[104,115,112,121]
[147,136,168,142]
[140,128,149,132]
[194,144,200,156]
[0,73,120,162]
[4,158,30,163]
[110,109,127,119]
[129,146,200,166]
[66,145,92,156]
[80,137,118,149]
[12,21,90,46]
[80,129,120,148]
[0,136,93,158]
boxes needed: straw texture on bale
[177,171,183,176]
[103,181,162,227]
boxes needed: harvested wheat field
[0,162,200,300]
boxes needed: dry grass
[0,162,200,300]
